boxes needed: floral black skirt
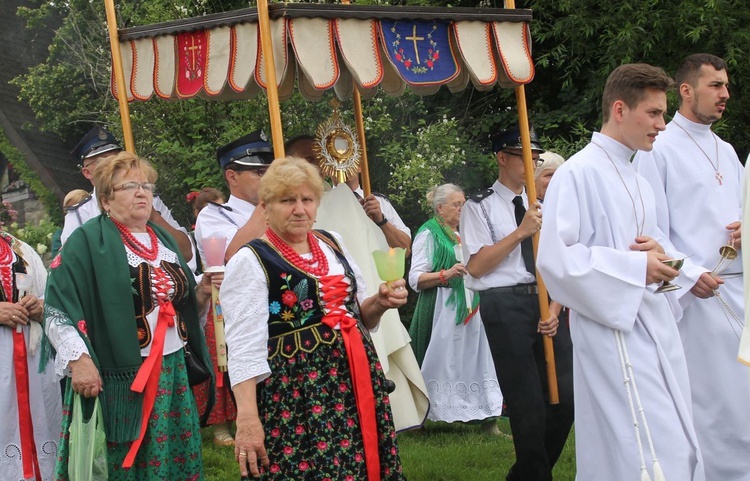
[258,323,405,480]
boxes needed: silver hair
[534,151,565,179]
[426,183,463,213]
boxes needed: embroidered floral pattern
[270,273,315,327]
[390,23,440,74]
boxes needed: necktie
[512,196,536,276]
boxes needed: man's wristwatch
[376,216,388,227]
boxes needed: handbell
[719,244,738,260]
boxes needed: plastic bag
[68,394,108,481]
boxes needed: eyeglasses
[447,202,465,208]
[113,182,156,193]
[231,166,268,177]
[502,151,540,163]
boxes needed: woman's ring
[239,452,247,457]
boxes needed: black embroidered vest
[246,230,359,359]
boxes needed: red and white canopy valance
[113,3,534,102]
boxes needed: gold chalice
[655,258,684,293]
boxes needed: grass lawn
[202,419,577,480]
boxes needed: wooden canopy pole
[340,0,371,196]
[104,0,135,152]
[504,0,559,404]
[257,0,286,158]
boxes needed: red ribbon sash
[320,275,381,481]
[123,300,175,468]
[13,329,41,480]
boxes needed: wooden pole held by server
[341,0,371,196]
[257,0,285,159]
[103,0,135,153]
[505,0,559,405]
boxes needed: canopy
[112,3,534,102]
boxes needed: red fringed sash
[319,274,381,481]
[123,300,175,468]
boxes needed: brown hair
[193,187,224,214]
[92,151,157,212]
[259,156,324,206]
[602,64,673,123]
[675,53,728,105]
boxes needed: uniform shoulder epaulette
[63,194,93,213]
[467,188,494,203]
[207,201,233,211]
[371,191,388,200]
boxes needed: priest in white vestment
[741,153,750,372]
[537,63,705,481]
[315,184,429,431]
[635,54,750,481]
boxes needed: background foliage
[11,0,750,231]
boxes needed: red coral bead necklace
[265,228,329,277]
[110,216,159,262]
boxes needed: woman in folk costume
[0,229,61,480]
[408,184,503,431]
[222,157,407,480]
[42,152,216,480]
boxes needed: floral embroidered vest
[246,230,359,360]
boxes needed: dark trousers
[480,288,574,481]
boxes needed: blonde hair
[534,151,565,179]
[259,157,324,205]
[92,151,157,212]
[63,189,90,211]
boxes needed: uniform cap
[216,130,274,169]
[491,126,544,154]
[72,126,122,163]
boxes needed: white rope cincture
[614,327,665,481]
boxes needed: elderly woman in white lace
[408,184,504,432]
[222,157,408,480]
[43,152,216,480]
[0,229,60,481]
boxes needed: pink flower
[355,453,363,462]
[295,425,305,434]
[340,439,350,448]
[426,60,434,68]
[339,383,349,393]
[395,53,402,61]
[77,320,88,336]
[433,51,440,60]
[283,446,293,455]
[280,272,288,279]
[270,464,280,473]
[300,299,313,310]
[404,60,412,68]
[281,410,291,419]
[299,461,310,471]
[272,393,281,402]
[329,367,338,376]
[312,405,323,414]
[292,389,300,398]
[308,371,318,380]
[271,428,281,438]
[335,403,344,412]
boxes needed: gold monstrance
[315,99,361,184]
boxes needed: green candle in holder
[372,247,406,287]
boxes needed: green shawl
[41,216,214,442]
[409,217,479,366]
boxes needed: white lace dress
[409,229,503,422]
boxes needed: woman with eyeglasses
[43,152,217,480]
[408,183,504,432]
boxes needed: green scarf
[41,216,214,442]
[409,217,479,365]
